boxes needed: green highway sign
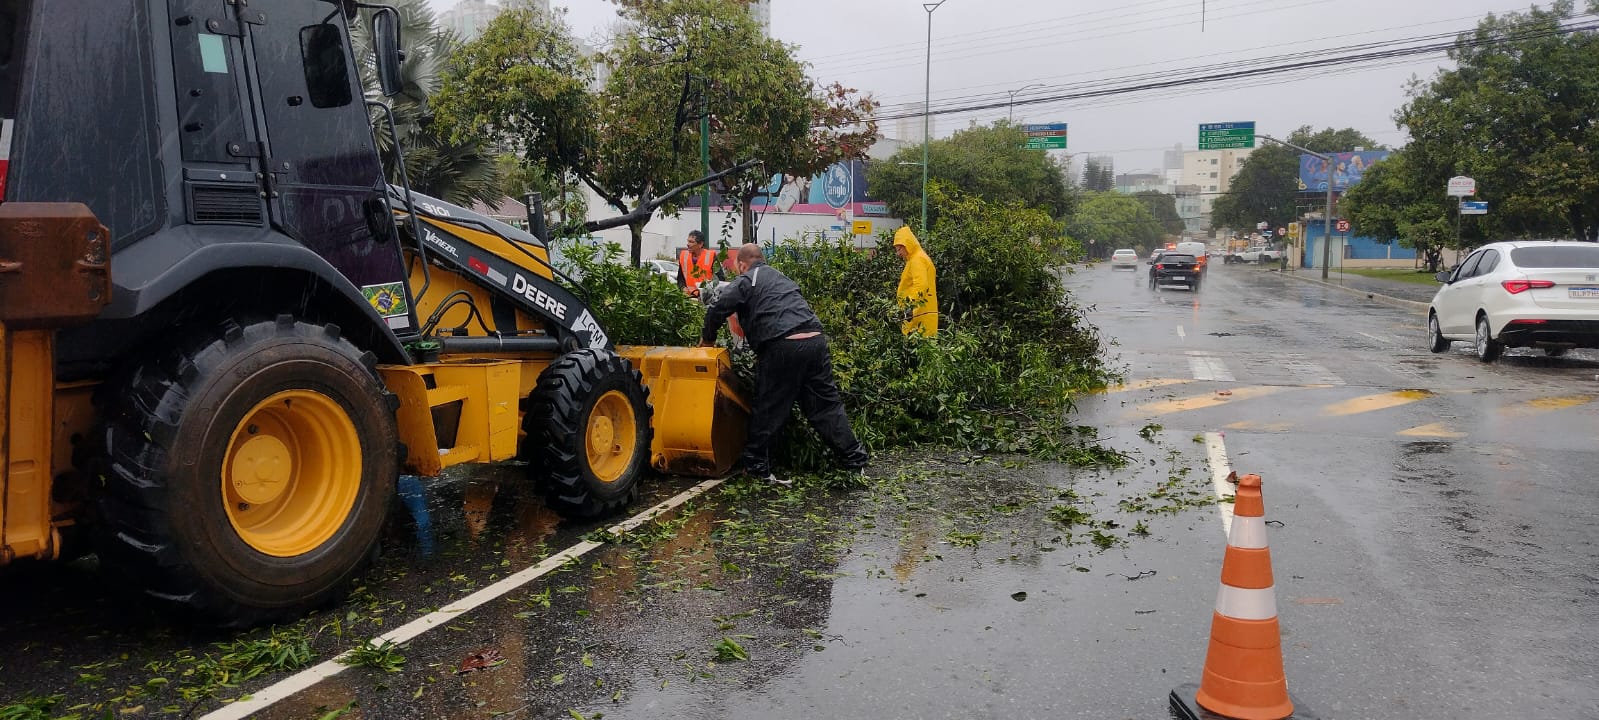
[1022,123,1067,150]
[1198,121,1255,150]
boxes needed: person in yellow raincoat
[893,226,937,336]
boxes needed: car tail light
[1506,318,1548,325]
[1502,279,1555,294]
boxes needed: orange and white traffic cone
[1171,473,1317,720]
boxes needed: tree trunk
[1568,205,1586,242]
[1423,244,1442,273]
[629,221,645,267]
[741,203,756,245]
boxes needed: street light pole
[1007,82,1045,123]
[1261,134,1335,280]
[921,0,947,234]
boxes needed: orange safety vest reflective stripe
[678,247,716,288]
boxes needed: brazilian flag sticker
[362,282,409,318]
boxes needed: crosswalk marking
[1279,357,1346,386]
[1186,353,1236,381]
[1398,422,1466,438]
[1128,385,1287,417]
[1321,389,1434,417]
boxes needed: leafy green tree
[1397,0,1599,241]
[1133,190,1185,236]
[1066,192,1164,258]
[354,0,502,206]
[435,2,870,265]
[1210,126,1380,232]
[1080,156,1115,192]
[865,122,1074,230]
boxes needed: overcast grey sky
[425,0,1561,172]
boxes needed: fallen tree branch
[584,159,762,232]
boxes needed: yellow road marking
[1130,385,1286,416]
[1502,394,1594,417]
[1321,389,1434,417]
[1398,422,1467,439]
[1224,421,1295,432]
[1095,378,1195,395]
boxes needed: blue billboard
[1297,151,1390,192]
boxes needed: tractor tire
[524,349,652,519]
[94,315,397,627]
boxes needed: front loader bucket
[617,346,749,478]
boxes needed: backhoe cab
[0,0,747,626]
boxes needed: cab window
[300,24,352,108]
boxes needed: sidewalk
[1276,267,1436,309]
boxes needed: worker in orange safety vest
[677,230,719,297]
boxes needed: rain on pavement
[3,261,1597,719]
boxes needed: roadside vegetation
[1332,267,1440,285]
[1342,2,1599,268]
[560,181,1115,469]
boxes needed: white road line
[1205,431,1236,538]
[1357,331,1398,346]
[1177,325,1186,340]
[1185,352,1235,382]
[200,477,729,720]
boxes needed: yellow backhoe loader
[0,0,746,626]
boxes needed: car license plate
[1569,287,1599,298]
[1171,274,1188,280]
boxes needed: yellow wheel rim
[586,390,637,484]
[222,390,362,557]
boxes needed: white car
[647,258,680,284]
[1428,240,1599,361]
[1110,249,1139,269]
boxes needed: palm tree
[352,0,502,207]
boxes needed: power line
[861,18,1599,125]
[889,13,1598,117]
[863,8,1515,108]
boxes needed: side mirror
[1435,271,1451,283]
[372,8,404,97]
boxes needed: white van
[1175,241,1209,269]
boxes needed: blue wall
[1302,224,1417,267]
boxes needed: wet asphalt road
[3,261,1597,719]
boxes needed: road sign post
[1447,176,1477,248]
[1198,122,1256,150]
[1022,123,1067,150]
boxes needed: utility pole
[1260,135,1334,279]
[700,95,710,245]
[921,0,948,233]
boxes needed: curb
[1276,269,1431,313]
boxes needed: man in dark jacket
[700,244,869,484]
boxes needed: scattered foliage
[341,639,407,673]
